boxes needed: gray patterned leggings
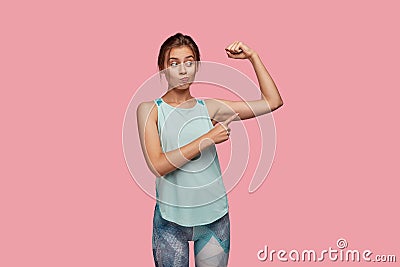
[152,204,230,267]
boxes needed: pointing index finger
[223,113,239,126]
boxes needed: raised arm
[136,101,238,177]
[206,41,284,122]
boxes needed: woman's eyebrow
[168,55,194,60]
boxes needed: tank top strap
[154,98,163,106]
[195,98,211,119]
[196,98,205,106]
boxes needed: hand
[225,41,255,59]
[206,113,239,144]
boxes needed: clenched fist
[225,41,255,59]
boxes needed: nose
[178,63,187,75]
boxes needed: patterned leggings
[152,204,230,267]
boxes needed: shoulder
[137,100,156,112]
[137,100,158,122]
[203,98,224,119]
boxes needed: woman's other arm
[206,41,284,122]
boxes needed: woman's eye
[170,61,193,67]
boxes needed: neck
[162,89,194,103]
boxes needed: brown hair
[157,33,201,71]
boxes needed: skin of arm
[205,41,284,123]
[137,102,237,177]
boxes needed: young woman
[137,33,283,267]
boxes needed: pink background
[1,0,399,266]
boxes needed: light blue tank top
[154,97,229,226]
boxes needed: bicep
[206,98,272,122]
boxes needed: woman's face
[163,46,196,90]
